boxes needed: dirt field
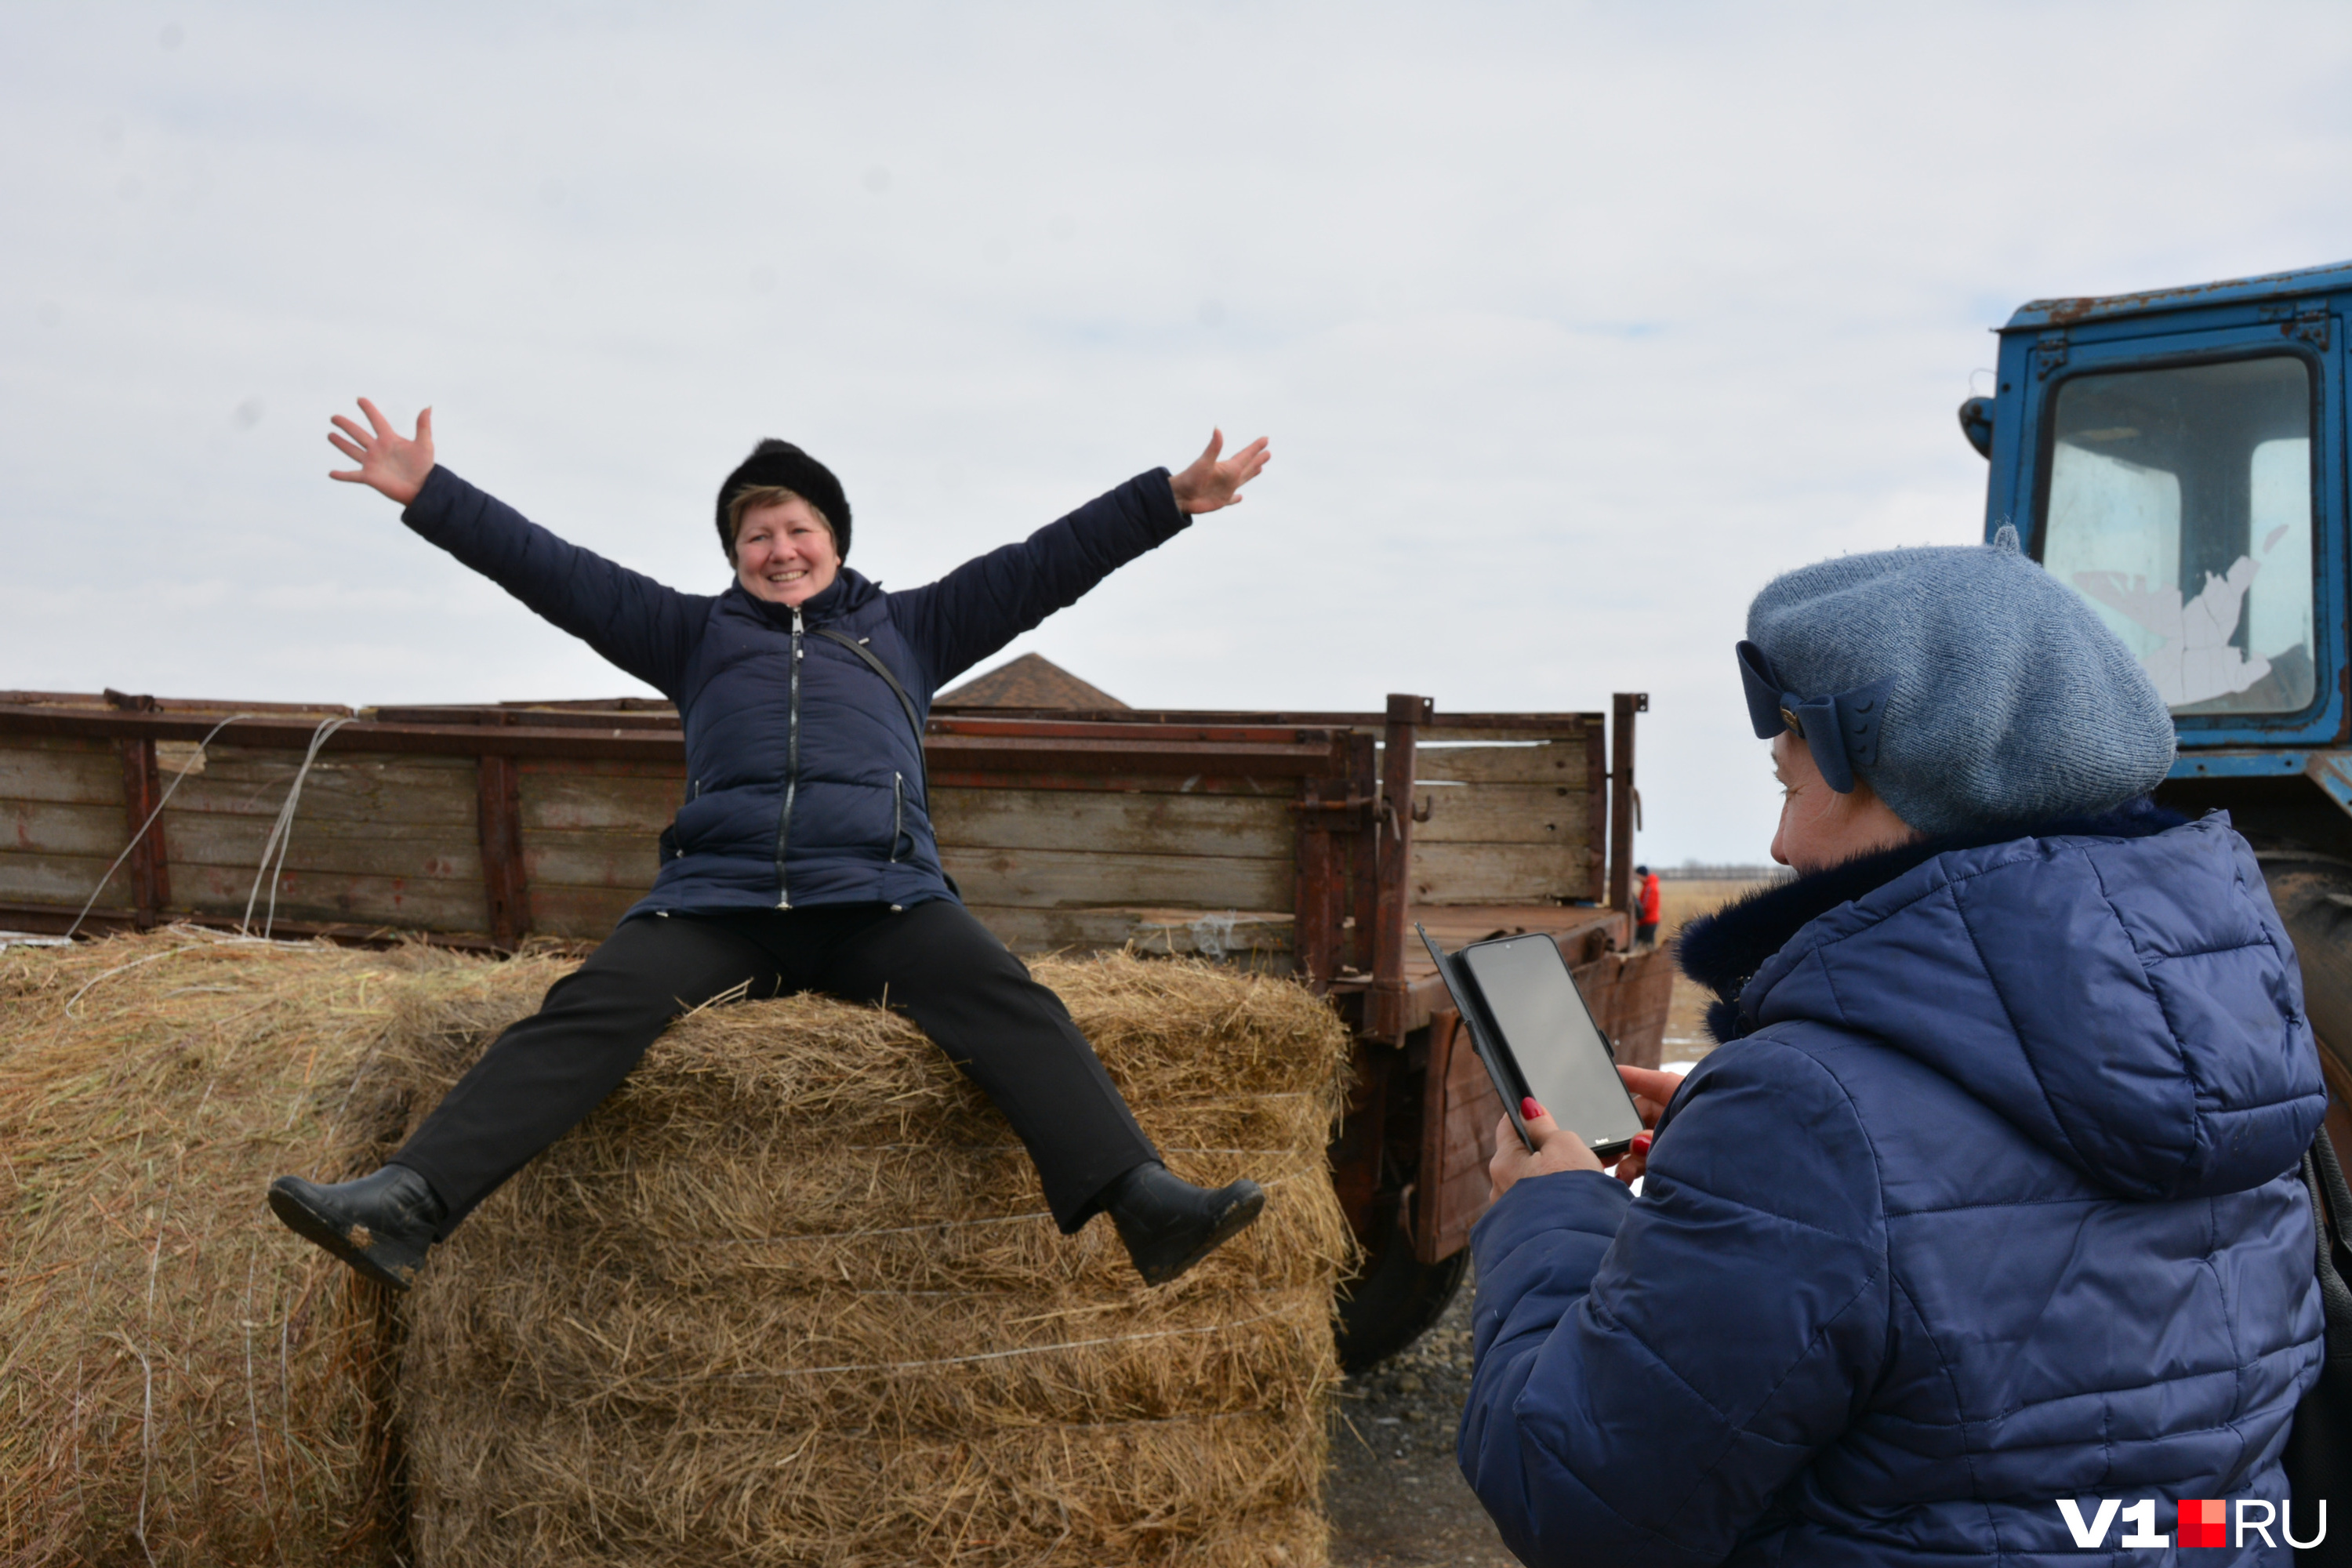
[1657,877,1772,1062]
[1325,877,1775,1563]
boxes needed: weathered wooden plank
[1427,1025,1506,1261]
[0,706,686,762]
[0,739,125,807]
[1577,948,1675,1070]
[521,829,662,891]
[1119,909,1294,964]
[1403,904,1622,962]
[0,850,116,905]
[515,753,691,776]
[1439,1082,1504,1185]
[1417,725,1594,746]
[964,904,1294,968]
[1414,784,1595,847]
[517,767,684,833]
[527,882,639,940]
[476,754,528,949]
[191,745,476,777]
[938,847,1292,912]
[927,732,1343,778]
[931,788,1293,859]
[1432,1156,1497,1250]
[1587,726,1610,895]
[1413,742,1589,786]
[165,748,477,826]
[167,862,488,931]
[161,812,481,882]
[154,739,207,776]
[928,769,1309,798]
[1410,841,1595,905]
[2,799,130,858]
[0,732,125,752]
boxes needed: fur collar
[1676,799,2188,1044]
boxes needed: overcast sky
[5,2,2351,863]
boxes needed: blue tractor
[1969,260,2352,1108]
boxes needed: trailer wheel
[1335,1200,1470,1374]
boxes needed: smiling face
[733,495,840,607]
[1769,731,1918,874]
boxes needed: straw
[379,949,1352,1567]
[4,934,1352,1566]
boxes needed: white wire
[241,715,358,940]
[63,713,265,941]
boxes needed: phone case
[1417,923,1636,1160]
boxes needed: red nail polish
[1521,1097,1544,1120]
[1632,1133,1653,1153]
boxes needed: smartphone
[1422,925,1647,1158]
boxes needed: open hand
[1167,428,1270,515]
[1489,1098,1602,1201]
[328,397,435,506]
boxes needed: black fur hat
[715,440,851,561]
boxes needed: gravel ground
[1326,1270,1521,1567]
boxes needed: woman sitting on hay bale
[269,400,1272,1290]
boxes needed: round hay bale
[0,929,423,1566]
[380,949,1353,1567]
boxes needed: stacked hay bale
[4,931,1353,1565]
[0,929,419,1566]
[379,951,1352,1567]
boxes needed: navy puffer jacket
[400,464,1190,917]
[1460,809,2327,1566]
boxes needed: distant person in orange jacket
[1633,865,1662,949]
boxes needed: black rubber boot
[267,1164,446,1291]
[1103,1161,1267,1286]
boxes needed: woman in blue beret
[268,400,1272,1292]
[1460,534,2328,1565]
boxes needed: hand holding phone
[1611,1065,1682,1183]
[1419,924,1648,1159]
[1488,1096,1606,1200]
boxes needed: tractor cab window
[2037,354,2316,716]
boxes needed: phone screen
[1460,935,1646,1151]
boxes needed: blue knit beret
[1740,537,2176,835]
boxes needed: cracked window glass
[2038,355,2315,715]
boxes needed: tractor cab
[1974,263,2346,753]
[1969,260,2352,1087]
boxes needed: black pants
[393,900,1160,1236]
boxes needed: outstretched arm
[893,430,1271,689]
[327,400,703,697]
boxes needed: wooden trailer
[0,685,1671,1365]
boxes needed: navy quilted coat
[400,464,1190,917]
[1459,811,2328,1566]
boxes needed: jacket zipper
[775,606,803,907]
[890,771,906,862]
